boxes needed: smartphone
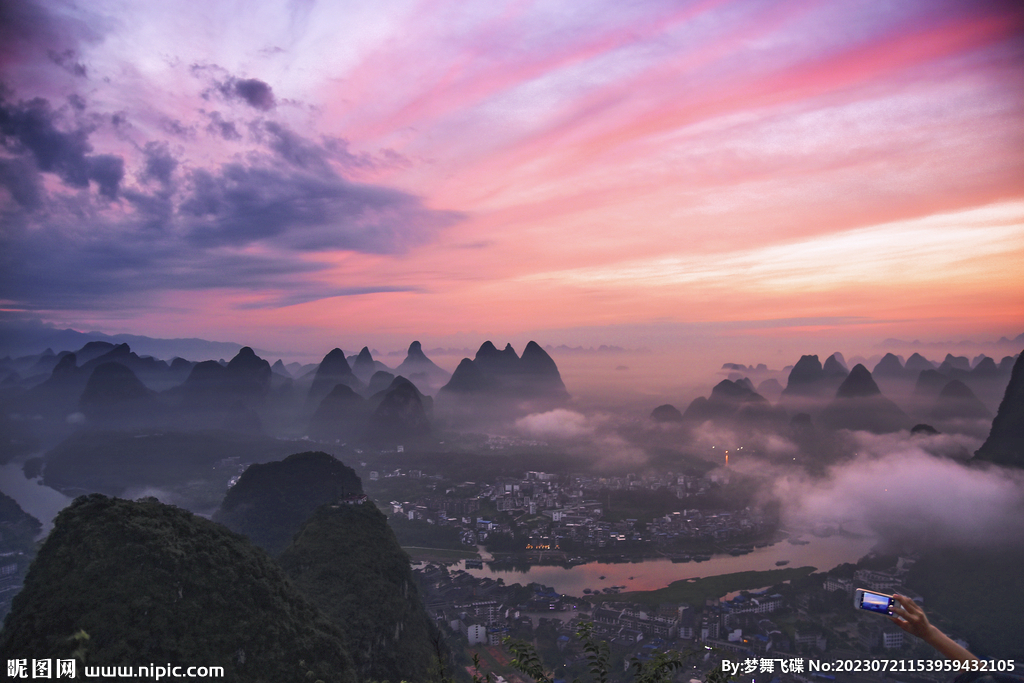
[854,588,895,616]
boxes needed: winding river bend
[457,533,876,597]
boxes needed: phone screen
[860,591,894,615]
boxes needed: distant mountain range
[0,319,255,362]
[653,347,1021,454]
[879,332,1024,348]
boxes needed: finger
[895,594,919,613]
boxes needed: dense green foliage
[0,495,356,683]
[278,501,438,683]
[505,622,689,683]
[215,451,363,555]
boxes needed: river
[457,533,876,596]
[0,461,74,535]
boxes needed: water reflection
[0,461,74,535]
[460,533,876,596]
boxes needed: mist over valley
[1,330,1022,670]
[2,0,1023,675]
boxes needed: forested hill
[214,450,363,555]
[278,501,438,683]
[0,495,357,683]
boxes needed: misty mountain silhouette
[270,359,290,377]
[350,346,380,383]
[365,377,432,445]
[971,356,999,377]
[682,379,779,423]
[74,340,119,364]
[308,348,364,408]
[823,353,848,375]
[781,355,826,397]
[442,357,496,393]
[820,364,911,433]
[836,363,883,398]
[474,341,521,375]
[79,362,159,425]
[822,353,850,392]
[26,349,58,376]
[756,378,783,403]
[173,360,227,406]
[872,352,907,378]
[168,356,195,383]
[911,423,940,436]
[155,348,270,432]
[367,369,396,395]
[938,353,971,373]
[21,352,89,418]
[308,384,370,443]
[168,347,270,408]
[650,404,684,422]
[78,342,179,390]
[437,341,569,416]
[975,351,1024,468]
[930,380,991,420]
[394,341,451,393]
[905,352,936,374]
[914,369,950,399]
[223,347,271,401]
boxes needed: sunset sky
[1,0,1023,368]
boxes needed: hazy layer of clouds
[518,404,1023,551]
[773,431,1024,548]
[516,409,593,439]
[516,409,648,469]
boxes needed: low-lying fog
[510,402,1024,552]
[2,334,1021,559]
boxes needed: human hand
[888,594,934,640]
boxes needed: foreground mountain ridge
[0,495,358,683]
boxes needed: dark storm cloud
[140,141,177,185]
[1,162,455,307]
[192,66,275,111]
[0,94,124,198]
[0,64,459,313]
[85,154,124,198]
[0,214,336,310]
[225,78,275,110]
[181,159,459,253]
